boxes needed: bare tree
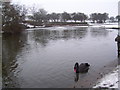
[90,13,109,23]
[2,2,27,33]
[61,12,71,22]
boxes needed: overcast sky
[12,0,119,17]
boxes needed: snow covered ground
[89,23,118,28]
[93,66,119,88]
[26,23,119,31]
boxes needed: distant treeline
[2,2,120,33]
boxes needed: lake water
[2,26,118,88]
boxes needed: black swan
[74,62,90,73]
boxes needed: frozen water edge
[93,66,119,88]
[90,23,118,28]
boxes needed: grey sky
[12,0,119,17]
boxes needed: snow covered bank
[93,66,119,88]
[26,25,89,31]
[89,23,118,29]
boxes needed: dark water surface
[2,26,118,88]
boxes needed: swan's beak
[74,69,76,72]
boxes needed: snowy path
[93,66,119,88]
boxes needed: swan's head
[74,62,79,72]
[85,63,90,67]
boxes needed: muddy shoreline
[72,58,119,88]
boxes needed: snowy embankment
[89,23,118,28]
[25,22,118,31]
[89,23,118,29]
[93,66,119,88]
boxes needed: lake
[2,26,118,88]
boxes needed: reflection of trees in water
[2,33,27,88]
[31,30,50,47]
[32,27,88,46]
[90,28,109,37]
[62,29,87,40]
